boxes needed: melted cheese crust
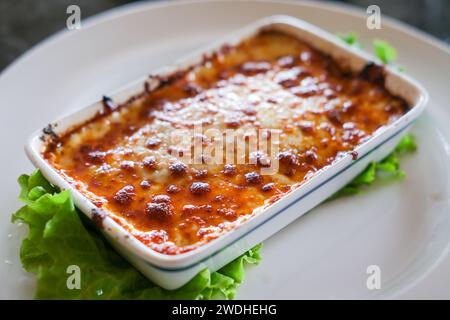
[44,30,408,255]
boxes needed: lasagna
[43,30,408,255]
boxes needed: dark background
[0,0,449,71]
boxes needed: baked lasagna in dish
[42,29,409,255]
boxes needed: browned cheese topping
[43,30,408,254]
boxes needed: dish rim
[24,15,428,270]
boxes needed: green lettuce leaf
[12,172,261,300]
[373,39,397,64]
[338,32,401,69]
[330,134,416,199]
[337,32,363,48]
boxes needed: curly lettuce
[338,32,397,64]
[337,32,363,49]
[12,173,261,300]
[330,134,416,199]
[338,32,402,70]
[373,39,397,64]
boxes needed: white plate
[0,0,449,299]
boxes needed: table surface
[0,0,449,72]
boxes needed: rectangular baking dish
[25,15,428,290]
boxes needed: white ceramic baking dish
[25,15,428,290]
